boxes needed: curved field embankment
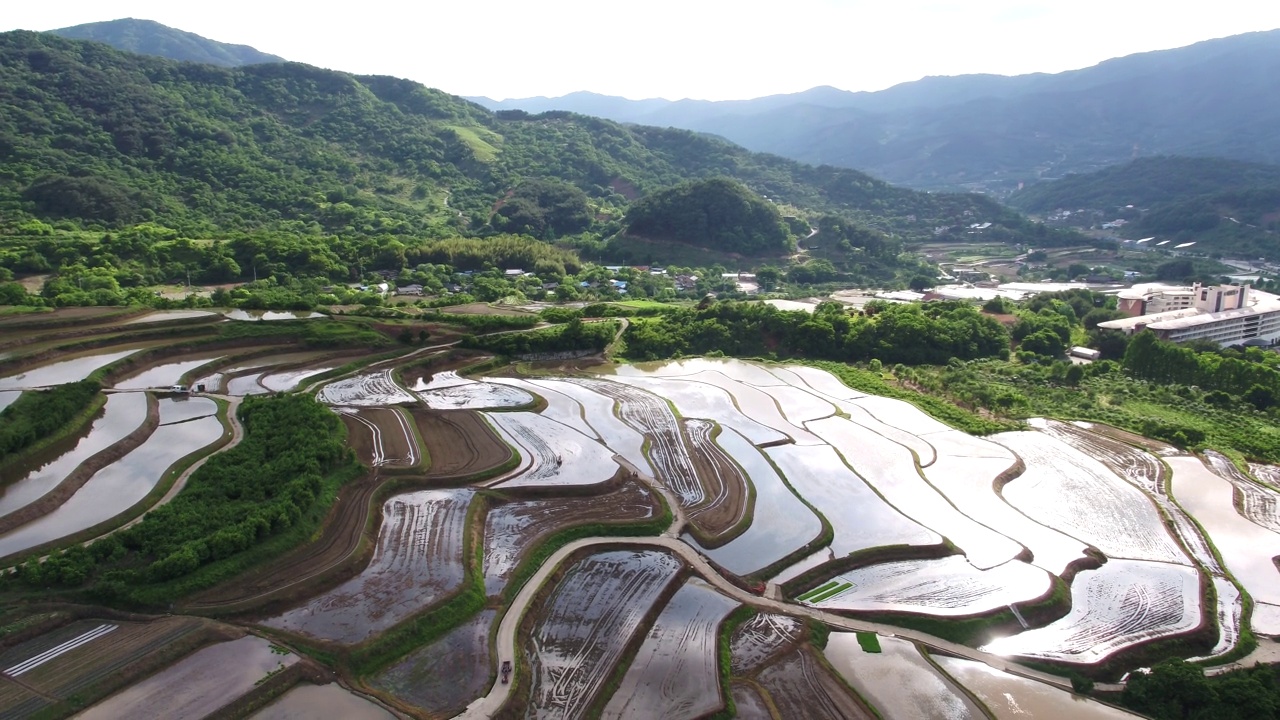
[0,394,159,536]
[682,419,750,543]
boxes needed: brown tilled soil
[1088,422,1183,456]
[339,408,419,469]
[0,395,160,538]
[755,646,876,720]
[414,409,513,479]
[683,419,748,541]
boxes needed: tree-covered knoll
[623,178,793,255]
[0,380,100,459]
[50,18,285,67]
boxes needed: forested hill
[624,179,792,255]
[1009,157,1280,260]
[50,18,284,67]
[0,31,1042,253]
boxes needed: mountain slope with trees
[0,31,1065,260]
[476,30,1280,192]
[623,178,793,255]
[1010,156,1280,259]
[50,18,284,67]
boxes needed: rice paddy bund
[3,311,1278,719]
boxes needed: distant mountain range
[50,18,283,67]
[473,30,1280,192]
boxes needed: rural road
[455,532,1110,718]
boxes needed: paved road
[454,529,1108,718]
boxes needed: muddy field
[483,481,659,596]
[0,616,209,719]
[825,634,983,720]
[338,407,420,468]
[412,408,513,479]
[252,683,395,720]
[371,609,496,715]
[263,489,473,644]
[682,419,750,539]
[730,614,804,675]
[521,549,683,719]
[755,646,876,720]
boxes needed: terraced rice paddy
[262,489,473,643]
[995,431,1190,565]
[690,427,822,575]
[982,559,1202,664]
[529,379,652,474]
[767,443,940,562]
[0,392,148,517]
[482,482,659,595]
[318,370,414,406]
[75,634,297,720]
[260,365,335,393]
[0,347,141,389]
[417,377,532,410]
[1167,455,1280,634]
[730,614,804,675]
[371,610,496,715]
[0,399,223,559]
[411,409,512,479]
[605,375,786,445]
[804,556,1052,616]
[337,407,419,468]
[114,355,223,390]
[825,634,983,720]
[0,616,206,719]
[600,579,738,720]
[564,378,704,504]
[812,416,1022,569]
[0,390,19,413]
[756,646,874,719]
[1204,450,1280,533]
[522,549,683,719]
[937,656,1140,719]
[487,377,597,439]
[252,683,396,720]
[488,412,619,488]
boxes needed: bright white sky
[6,1,1280,101]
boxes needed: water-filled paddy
[224,309,326,321]
[825,634,983,720]
[114,355,224,390]
[0,348,141,389]
[0,390,20,412]
[528,378,652,474]
[935,656,1139,719]
[0,392,149,517]
[807,556,1052,616]
[370,609,496,715]
[487,412,619,488]
[252,683,395,720]
[123,310,218,324]
[487,377,597,438]
[606,375,785,445]
[0,400,222,558]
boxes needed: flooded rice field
[606,374,786,445]
[730,614,805,675]
[488,412,619,488]
[317,370,414,406]
[1167,454,1280,634]
[370,610,496,715]
[934,656,1139,719]
[674,370,824,445]
[416,377,532,410]
[982,559,1201,664]
[812,416,1022,570]
[689,427,822,575]
[483,482,658,595]
[487,377,597,438]
[1204,450,1280,534]
[0,347,140,389]
[260,365,335,393]
[522,549,683,719]
[527,379,652,474]
[123,309,218,324]
[996,431,1189,565]
[76,634,298,720]
[114,354,224,390]
[263,489,473,643]
[251,683,395,720]
[600,579,738,720]
[0,399,222,559]
[0,389,21,412]
[825,634,983,719]
[767,443,940,560]
[224,309,326,321]
[0,392,148,517]
[805,556,1052,616]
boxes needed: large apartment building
[1100,283,1280,346]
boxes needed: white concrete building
[1099,283,1280,346]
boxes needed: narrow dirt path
[456,533,1106,718]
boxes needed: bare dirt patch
[339,408,420,468]
[413,409,513,479]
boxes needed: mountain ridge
[49,18,284,67]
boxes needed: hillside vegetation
[623,178,793,255]
[1010,157,1280,259]
[0,30,1061,275]
[50,18,285,67]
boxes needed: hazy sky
[6,1,1280,101]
